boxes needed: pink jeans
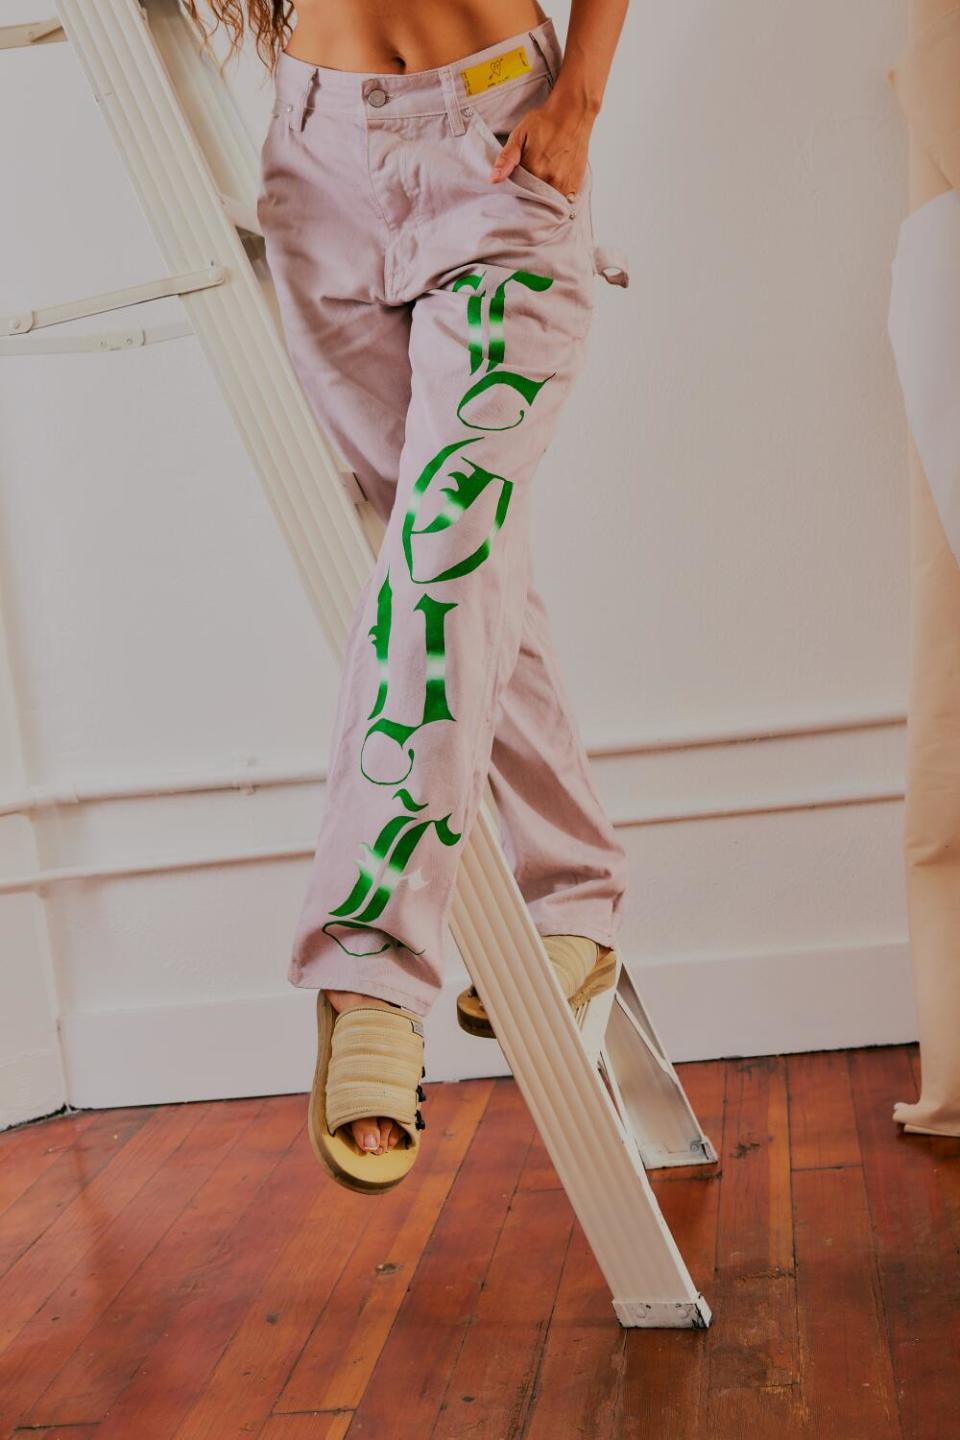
[257,14,630,1018]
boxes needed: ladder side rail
[55,0,368,649]
[452,809,711,1324]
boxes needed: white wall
[0,0,912,1121]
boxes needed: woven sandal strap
[326,1007,424,1135]
[542,934,600,999]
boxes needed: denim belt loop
[287,68,318,131]
[440,65,466,136]
[528,26,559,84]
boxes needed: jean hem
[288,961,436,1019]
[533,918,622,952]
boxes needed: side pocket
[467,105,575,215]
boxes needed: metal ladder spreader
[0,0,716,1328]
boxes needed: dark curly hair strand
[181,0,295,75]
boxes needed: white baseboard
[632,938,916,1064]
[58,974,514,1109]
[0,1046,68,1129]
[57,938,917,1109]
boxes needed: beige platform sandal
[308,991,427,1195]
[456,934,618,1039]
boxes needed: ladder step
[1,263,224,337]
[0,19,65,48]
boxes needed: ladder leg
[574,948,717,1168]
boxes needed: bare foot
[324,989,407,1157]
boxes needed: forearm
[489,0,629,193]
[549,0,630,117]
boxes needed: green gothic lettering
[360,590,457,785]
[402,436,515,583]
[323,265,555,956]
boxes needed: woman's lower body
[257,14,629,1024]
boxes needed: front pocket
[467,107,575,214]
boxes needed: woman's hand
[487,94,595,198]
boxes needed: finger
[490,127,525,181]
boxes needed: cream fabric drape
[886,1,960,1137]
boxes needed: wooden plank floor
[1,1042,957,1439]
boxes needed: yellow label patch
[460,44,531,96]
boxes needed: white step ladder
[1,0,716,1328]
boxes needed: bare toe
[381,1118,402,1150]
[351,1119,381,1155]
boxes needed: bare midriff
[283,0,550,73]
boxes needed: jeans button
[367,87,388,107]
